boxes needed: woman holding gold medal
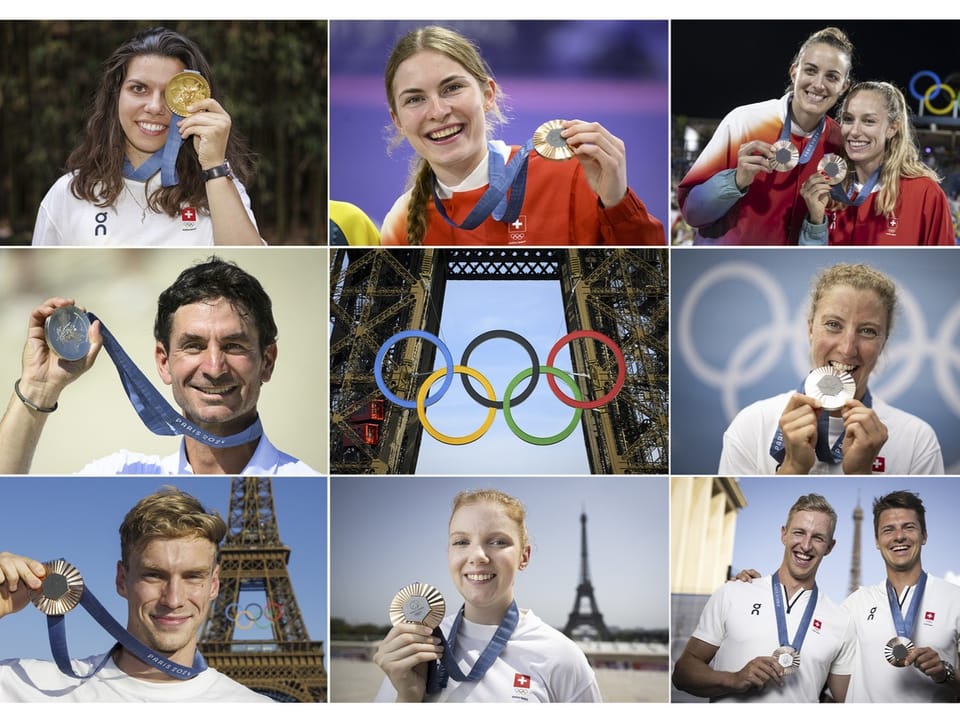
[378,25,663,246]
[677,27,853,245]
[32,26,262,246]
[718,263,943,475]
[797,81,955,245]
[373,489,601,702]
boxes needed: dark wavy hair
[66,26,252,217]
[154,256,277,353]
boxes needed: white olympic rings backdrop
[671,248,960,474]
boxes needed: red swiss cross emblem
[181,207,197,222]
[925,611,936,621]
[514,673,530,688]
[872,456,886,472]
[813,619,822,630]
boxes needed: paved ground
[328,657,669,703]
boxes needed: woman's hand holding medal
[560,119,628,208]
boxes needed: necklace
[123,181,149,224]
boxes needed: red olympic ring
[545,330,626,409]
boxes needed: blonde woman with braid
[799,81,955,245]
[379,25,664,246]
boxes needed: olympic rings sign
[909,71,960,116]
[225,601,284,630]
[374,329,626,446]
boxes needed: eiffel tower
[198,478,327,702]
[563,508,611,640]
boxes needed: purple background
[329,20,669,237]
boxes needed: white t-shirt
[719,391,944,475]
[375,608,601,702]
[691,574,855,702]
[0,653,274,701]
[76,433,318,475]
[844,575,960,702]
[32,172,259,246]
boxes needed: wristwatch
[936,660,955,684]
[202,161,232,182]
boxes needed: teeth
[139,122,166,132]
[466,573,494,581]
[830,362,856,373]
[429,125,462,140]
[197,387,233,395]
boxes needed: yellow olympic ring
[416,365,497,445]
[924,82,957,116]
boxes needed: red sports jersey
[381,146,663,246]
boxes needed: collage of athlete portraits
[0,17,958,713]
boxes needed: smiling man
[842,490,960,702]
[0,487,272,701]
[0,257,316,475]
[672,494,855,702]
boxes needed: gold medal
[818,154,847,185]
[769,140,799,172]
[165,71,211,116]
[804,365,856,411]
[533,120,574,161]
[389,582,445,629]
[772,645,800,675]
[29,559,84,616]
[884,636,914,667]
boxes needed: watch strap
[202,162,232,182]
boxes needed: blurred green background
[0,20,327,245]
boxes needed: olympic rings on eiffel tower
[374,329,624,445]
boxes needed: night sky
[672,20,960,119]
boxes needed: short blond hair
[450,488,529,549]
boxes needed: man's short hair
[119,486,227,568]
[154,256,278,353]
[872,490,927,538]
[785,493,838,539]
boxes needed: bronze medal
[817,154,847,185]
[772,645,800,675]
[884,636,914,667]
[769,140,799,172]
[389,582,445,629]
[533,119,574,161]
[165,71,211,117]
[29,559,84,616]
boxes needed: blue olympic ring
[225,601,284,630]
[908,70,959,115]
[374,330,454,409]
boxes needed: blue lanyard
[121,123,184,188]
[771,571,818,653]
[432,141,535,230]
[427,600,519,693]
[88,311,263,448]
[886,571,927,638]
[779,97,826,165]
[829,166,881,207]
[45,563,206,680]
[769,381,873,465]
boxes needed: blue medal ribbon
[779,96,826,165]
[45,563,206,680]
[87,311,263,448]
[433,140,535,230]
[120,122,184,188]
[769,379,872,465]
[771,570,819,655]
[426,600,520,694]
[886,570,927,639]
[829,166,881,207]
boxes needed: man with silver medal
[842,491,960,702]
[0,487,272,701]
[0,256,317,475]
[673,494,855,702]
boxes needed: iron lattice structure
[329,248,668,474]
[198,478,326,702]
[563,509,610,640]
[849,496,864,596]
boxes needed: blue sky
[395,278,605,475]
[330,475,668,632]
[0,477,326,669]
[730,477,960,602]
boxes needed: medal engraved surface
[165,71,211,117]
[884,636,914,667]
[817,154,847,185]
[389,582,445,629]
[44,306,91,361]
[804,366,856,411]
[29,559,84,615]
[772,645,800,675]
[769,140,799,172]
[533,120,574,161]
